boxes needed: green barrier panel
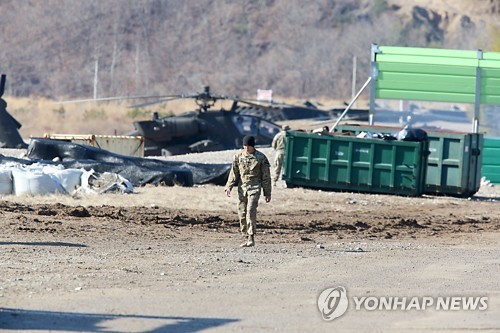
[482,137,500,184]
[373,45,500,105]
[371,45,500,133]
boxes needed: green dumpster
[482,137,500,184]
[334,125,483,197]
[283,131,428,196]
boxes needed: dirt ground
[1,157,500,331]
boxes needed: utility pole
[351,56,357,108]
[93,59,99,100]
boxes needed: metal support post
[473,49,482,133]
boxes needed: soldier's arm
[272,134,278,150]
[261,155,272,198]
[225,154,240,190]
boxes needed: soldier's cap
[243,135,255,147]
[282,125,291,131]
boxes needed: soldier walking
[225,135,272,247]
[271,125,290,186]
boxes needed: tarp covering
[26,139,231,187]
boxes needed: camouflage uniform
[226,149,272,236]
[272,130,287,183]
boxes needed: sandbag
[12,168,67,196]
[0,169,13,194]
[42,165,83,194]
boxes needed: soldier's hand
[265,196,271,203]
[225,188,231,197]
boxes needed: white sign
[257,89,273,102]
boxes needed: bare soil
[1,153,500,332]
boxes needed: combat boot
[240,235,255,247]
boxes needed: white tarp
[0,169,13,194]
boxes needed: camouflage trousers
[273,150,284,182]
[238,191,260,236]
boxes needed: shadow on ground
[0,308,239,332]
[0,241,87,247]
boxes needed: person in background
[225,135,272,247]
[271,125,290,186]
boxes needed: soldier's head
[242,135,255,153]
[282,125,290,131]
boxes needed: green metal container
[482,137,500,184]
[334,125,483,197]
[283,131,428,196]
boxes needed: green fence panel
[378,46,477,58]
[376,62,476,76]
[375,90,475,103]
[482,137,500,184]
[377,74,476,93]
[376,54,479,67]
[373,45,500,106]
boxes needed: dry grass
[7,96,193,138]
[6,95,352,139]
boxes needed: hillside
[0,0,499,102]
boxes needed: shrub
[83,108,107,120]
[52,106,65,117]
[127,108,151,119]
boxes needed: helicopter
[126,86,284,156]
[59,86,288,156]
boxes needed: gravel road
[0,147,499,332]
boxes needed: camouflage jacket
[272,130,287,151]
[226,149,272,197]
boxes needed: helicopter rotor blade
[124,91,231,109]
[127,96,190,109]
[56,94,184,104]
[232,97,315,112]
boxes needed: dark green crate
[482,137,500,184]
[334,125,483,197]
[283,131,428,196]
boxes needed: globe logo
[317,286,349,321]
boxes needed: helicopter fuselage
[132,110,280,156]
